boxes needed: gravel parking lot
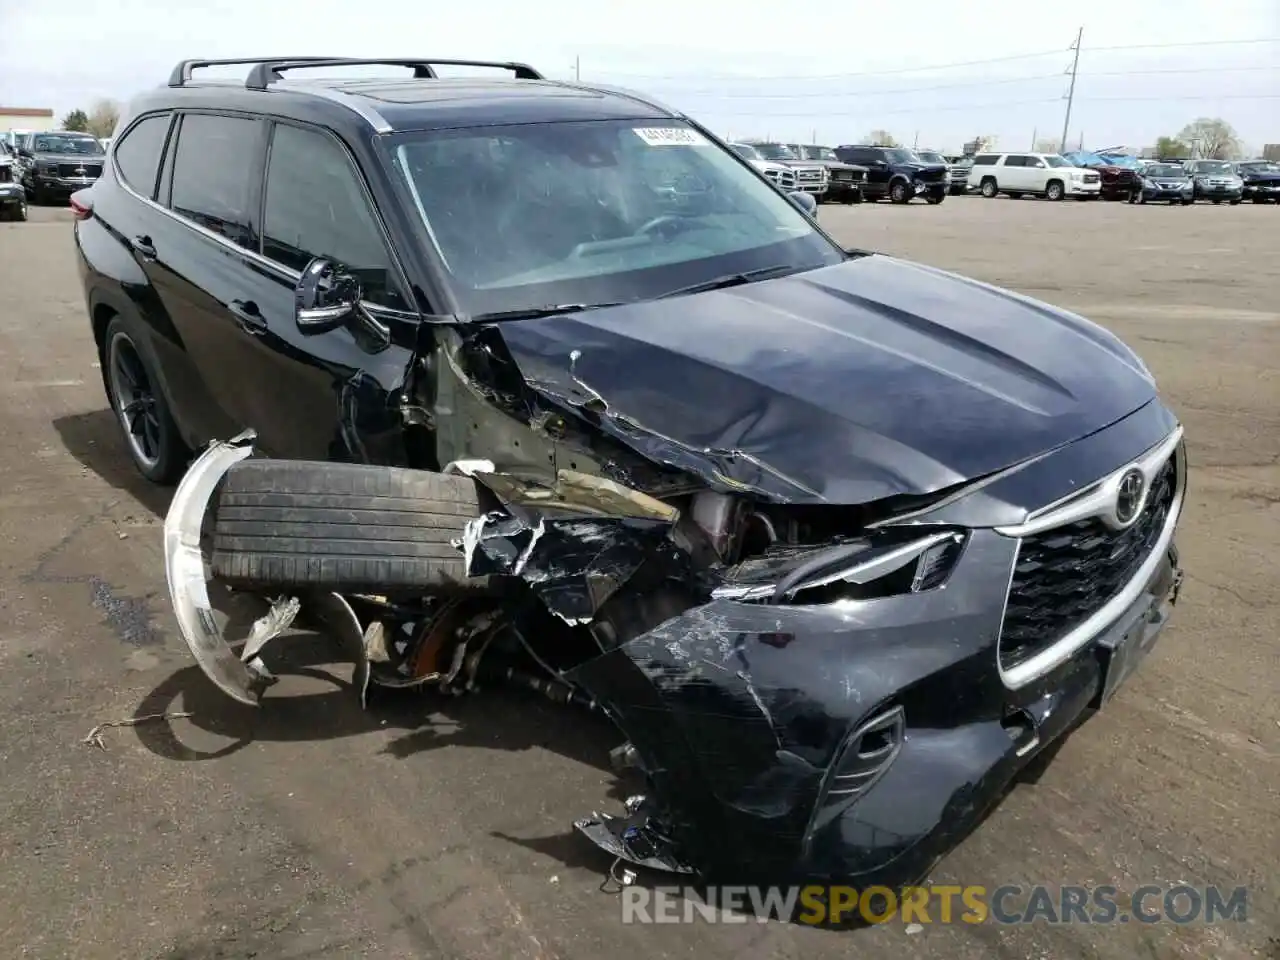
[0,198,1276,960]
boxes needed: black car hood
[496,255,1156,505]
[1242,172,1280,183]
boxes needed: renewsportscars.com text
[619,884,1249,926]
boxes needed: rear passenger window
[170,114,262,250]
[972,155,997,166]
[113,114,171,198]
[1004,156,1027,167]
[262,123,407,310]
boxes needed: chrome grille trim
[995,427,1185,689]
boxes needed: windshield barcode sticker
[632,127,709,147]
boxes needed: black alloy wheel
[105,319,185,483]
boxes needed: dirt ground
[0,197,1276,960]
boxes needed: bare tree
[1034,137,1063,154]
[864,129,898,147]
[86,99,122,140]
[1176,118,1240,160]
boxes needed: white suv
[967,152,1101,201]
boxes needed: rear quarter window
[113,114,172,199]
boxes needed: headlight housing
[714,530,968,605]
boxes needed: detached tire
[210,460,482,594]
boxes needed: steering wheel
[634,214,695,240]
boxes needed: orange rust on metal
[408,595,487,679]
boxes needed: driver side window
[262,122,409,311]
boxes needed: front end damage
[164,398,1186,893]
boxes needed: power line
[693,91,1277,119]
[584,37,1280,84]
[674,73,1064,100]
[594,65,1278,102]
[707,97,1063,119]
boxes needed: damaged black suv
[76,57,1187,900]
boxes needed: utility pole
[913,130,919,149]
[1031,127,1037,150]
[1060,27,1083,153]
[574,55,580,81]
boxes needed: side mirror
[787,190,818,217]
[295,257,361,334]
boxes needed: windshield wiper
[469,302,624,323]
[656,263,805,300]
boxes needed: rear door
[140,111,271,443]
[1023,155,1051,191]
[1001,154,1029,190]
[233,119,421,464]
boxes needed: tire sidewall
[981,179,997,198]
[1047,181,1064,201]
[103,314,185,484]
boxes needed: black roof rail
[243,58,545,90]
[168,57,346,88]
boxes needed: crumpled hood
[496,255,1156,504]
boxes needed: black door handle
[132,235,157,260]
[229,299,267,336]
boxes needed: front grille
[1083,173,1100,183]
[766,168,797,189]
[56,162,101,178]
[833,170,852,181]
[915,168,945,183]
[998,453,1177,671]
[795,167,825,183]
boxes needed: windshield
[1145,164,1186,178]
[730,143,762,161]
[1099,154,1143,170]
[391,120,843,317]
[1065,151,1104,166]
[915,152,945,164]
[1044,155,1071,168]
[882,148,919,163]
[754,143,797,160]
[1194,161,1233,174]
[30,133,103,155]
[809,146,839,161]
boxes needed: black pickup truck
[833,144,949,204]
[17,131,105,203]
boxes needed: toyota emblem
[1114,468,1146,526]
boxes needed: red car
[1063,151,1143,201]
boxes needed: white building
[2,107,56,144]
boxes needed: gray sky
[3,0,1277,152]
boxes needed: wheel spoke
[142,417,160,459]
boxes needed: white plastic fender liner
[162,430,265,706]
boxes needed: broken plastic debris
[239,595,301,666]
[574,799,695,875]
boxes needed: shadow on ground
[53,409,173,517]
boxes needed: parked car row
[952,148,1277,207]
[730,141,954,206]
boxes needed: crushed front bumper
[566,534,1183,886]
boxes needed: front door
[231,120,422,464]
